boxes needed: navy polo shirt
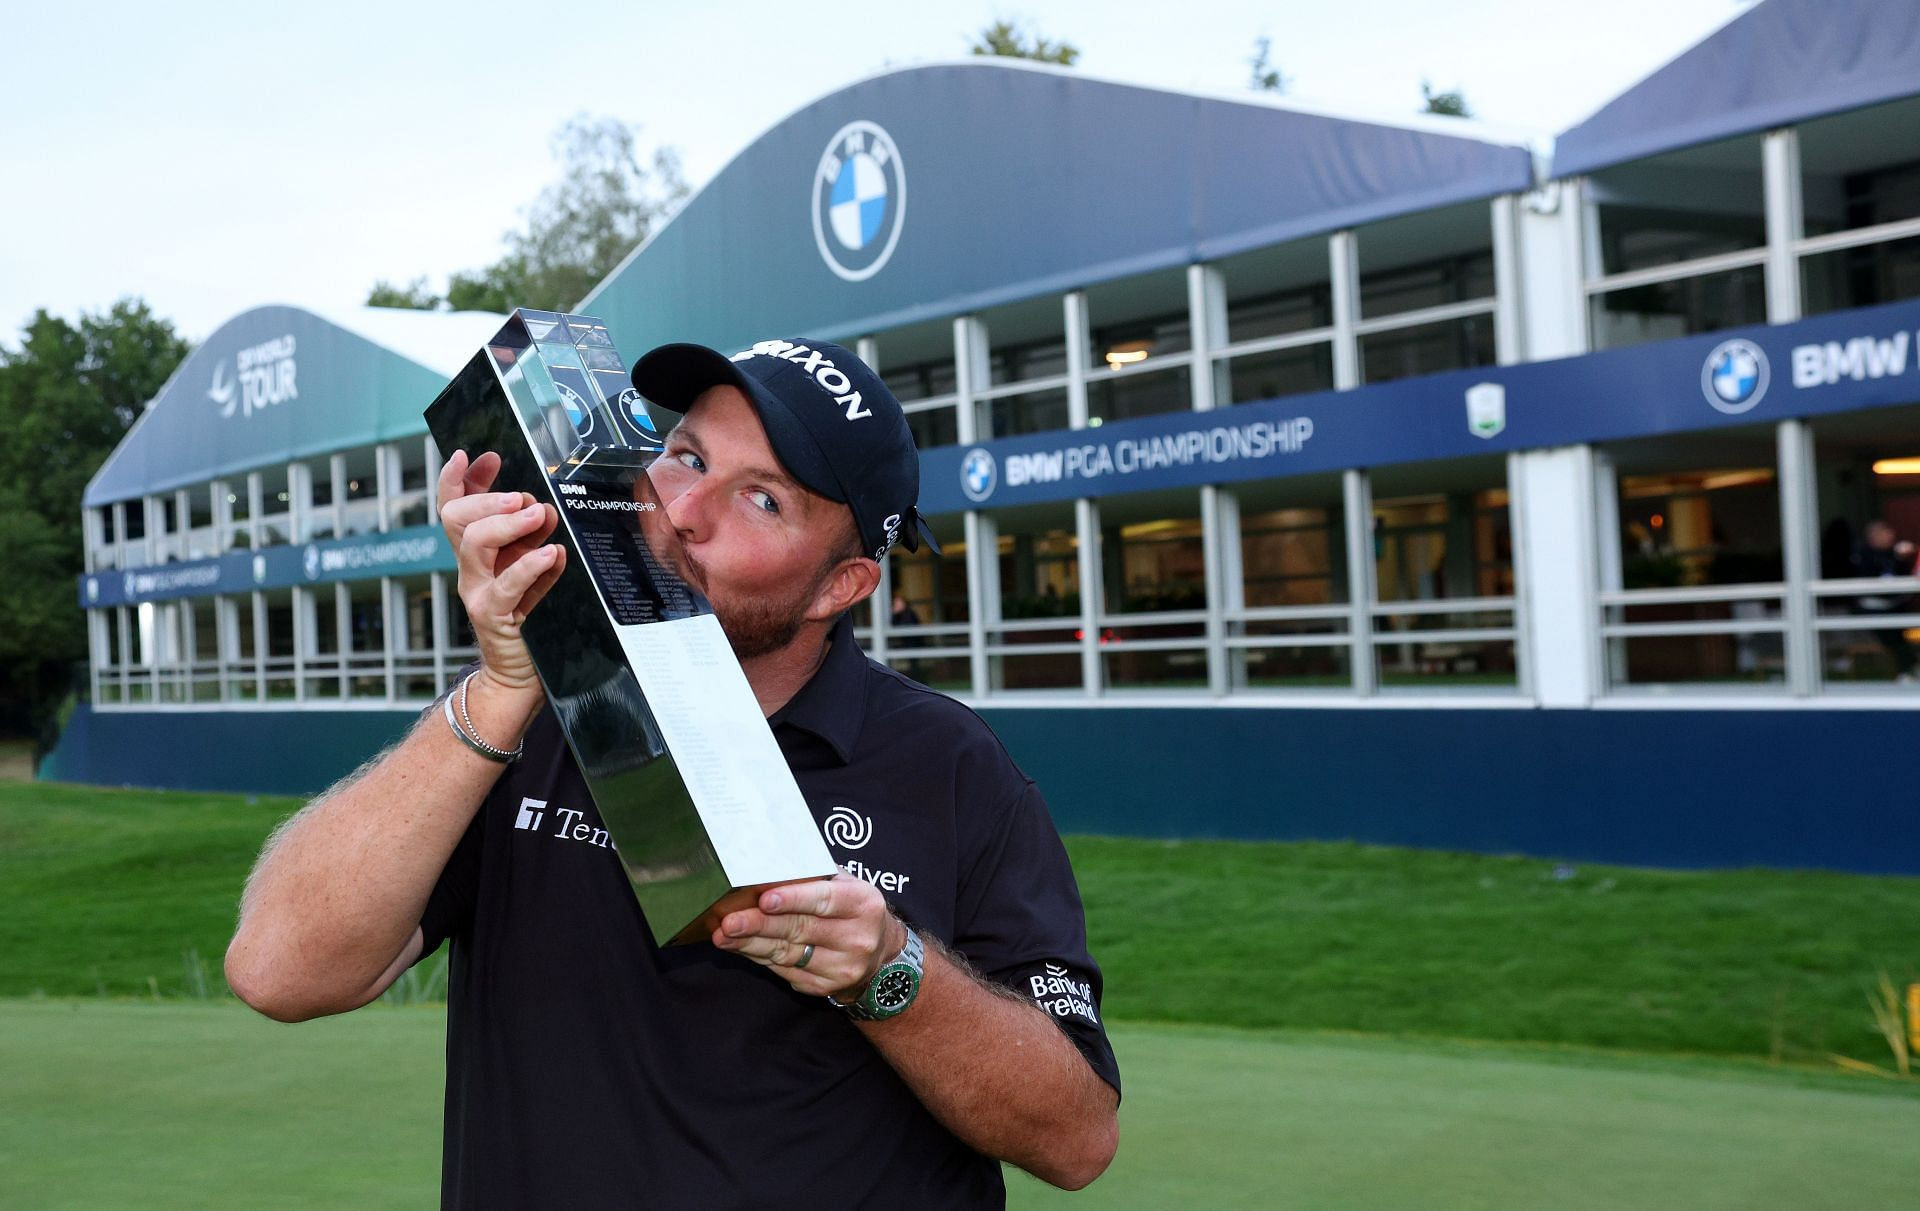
[418,617,1118,1209]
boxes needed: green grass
[4,1002,1919,1210]
[1074,835,1920,1063]
[0,782,299,998]
[4,782,1920,1067]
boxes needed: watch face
[874,967,916,1011]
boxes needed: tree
[366,115,689,314]
[1248,37,1288,93]
[970,20,1079,65]
[1420,80,1472,118]
[0,300,190,735]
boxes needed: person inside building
[1852,518,1919,682]
[224,338,1120,1207]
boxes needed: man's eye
[675,451,706,472]
[749,490,780,515]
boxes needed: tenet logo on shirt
[513,797,616,852]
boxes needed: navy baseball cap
[630,337,938,559]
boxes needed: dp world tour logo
[812,120,906,282]
[960,448,996,502]
[822,806,873,850]
[1702,339,1770,415]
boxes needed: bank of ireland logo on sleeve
[812,120,906,282]
[1702,339,1770,415]
[960,448,996,503]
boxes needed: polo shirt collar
[768,614,867,764]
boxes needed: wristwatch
[828,926,924,1021]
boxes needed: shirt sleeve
[951,777,1121,1098]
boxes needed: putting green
[3,1002,1917,1209]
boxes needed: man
[1852,518,1919,681]
[225,338,1120,1207]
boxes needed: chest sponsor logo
[821,805,911,892]
[1029,962,1100,1025]
[513,797,616,851]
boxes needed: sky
[0,0,1755,346]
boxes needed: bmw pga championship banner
[919,295,1920,514]
[80,525,449,609]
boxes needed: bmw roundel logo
[812,120,906,283]
[960,448,996,503]
[557,381,594,437]
[615,386,657,434]
[1701,339,1770,415]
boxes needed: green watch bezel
[835,926,924,1021]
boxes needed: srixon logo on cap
[729,340,872,421]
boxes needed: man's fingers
[490,544,563,618]
[463,450,501,495]
[457,503,552,575]
[759,876,849,920]
[435,450,470,515]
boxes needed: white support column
[88,609,106,705]
[251,591,268,701]
[1076,497,1103,696]
[111,503,127,572]
[1511,446,1601,706]
[953,316,988,445]
[211,480,232,554]
[330,452,348,538]
[1763,128,1804,325]
[430,572,450,691]
[1200,486,1230,697]
[1215,489,1246,690]
[1192,264,1231,408]
[1777,419,1819,695]
[1063,292,1091,429]
[1328,231,1361,390]
[335,581,352,698]
[378,444,403,533]
[82,507,102,574]
[424,436,443,525]
[144,496,161,566]
[1491,194,1525,365]
[116,606,132,702]
[381,578,399,700]
[216,595,238,702]
[1592,448,1625,690]
[247,472,264,549]
[870,555,891,665]
[965,511,996,698]
[1520,178,1591,361]
[292,586,312,701]
[1342,469,1376,694]
[289,462,312,544]
[175,488,192,561]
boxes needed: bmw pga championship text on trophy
[425,309,837,945]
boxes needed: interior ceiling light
[1104,341,1153,367]
[1872,457,1920,475]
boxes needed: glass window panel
[1590,135,1765,275]
[889,537,970,627]
[1801,234,1920,317]
[1102,495,1204,615]
[1609,628,1785,687]
[1799,96,1920,237]
[1226,287,1332,345]
[1225,344,1334,405]
[1240,504,1343,607]
[1359,315,1495,385]
[1375,639,1517,688]
[1360,252,1494,316]
[997,522,1079,620]
[1087,365,1191,425]
[989,338,1068,387]
[886,653,969,692]
[1372,485,1512,605]
[1103,637,1209,690]
[986,388,1069,439]
[1239,642,1350,689]
[905,404,959,451]
[1590,265,1766,352]
[1090,311,1191,365]
[993,642,1081,692]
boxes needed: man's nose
[660,475,706,539]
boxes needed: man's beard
[685,552,821,661]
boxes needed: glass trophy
[425,309,837,945]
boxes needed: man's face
[1867,522,1896,549]
[646,385,857,659]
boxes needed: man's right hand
[438,449,568,695]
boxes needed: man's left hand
[713,872,905,1000]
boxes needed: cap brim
[630,343,846,504]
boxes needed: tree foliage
[1420,80,1472,118]
[1248,37,1288,93]
[366,115,690,314]
[0,300,190,734]
[970,20,1079,65]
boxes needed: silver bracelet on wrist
[443,672,524,763]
